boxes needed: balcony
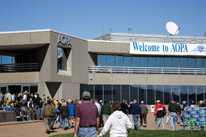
[88,66,206,75]
[0,63,40,72]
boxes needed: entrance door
[8,85,21,95]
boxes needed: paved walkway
[0,112,183,137]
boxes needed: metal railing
[88,66,206,75]
[0,63,40,72]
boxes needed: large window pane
[115,55,123,66]
[139,85,147,104]
[204,58,206,68]
[124,56,131,66]
[165,57,172,67]
[156,85,164,103]
[196,58,203,68]
[122,85,129,102]
[180,58,188,68]
[180,86,188,103]
[113,85,120,102]
[197,86,204,102]
[98,55,107,66]
[107,55,115,66]
[140,57,147,67]
[132,56,140,67]
[172,57,180,67]
[95,85,103,101]
[2,55,12,64]
[188,58,195,68]
[148,57,156,67]
[164,85,171,104]
[130,85,139,103]
[171,85,180,102]
[188,86,196,104]
[80,84,86,99]
[86,85,94,100]
[104,85,112,104]
[147,85,155,104]
[157,57,164,67]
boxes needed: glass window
[147,85,155,104]
[196,58,203,68]
[104,85,112,103]
[115,55,123,66]
[165,57,172,67]
[188,86,196,104]
[180,57,188,68]
[113,85,120,102]
[164,85,171,104]
[80,84,86,99]
[122,85,129,102]
[2,55,12,64]
[140,57,147,67]
[197,86,204,102]
[171,85,180,102]
[148,57,156,67]
[156,85,164,103]
[107,55,115,66]
[30,86,38,94]
[124,56,131,66]
[172,57,180,67]
[98,55,107,66]
[86,85,94,100]
[139,85,147,104]
[188,58,195,68]
[130,85,139,103]
[204,58,206,68]
[180,86,188,103]
[132,56,140,67]
[95,85,103,101]
[157,57,164,67]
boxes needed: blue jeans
[62,118,67,129]
[170,112,177,130]
[133,114,141,130]
[155,117,165,130]
[38,108,43,120]
[59,114,63,127]
[50,116,56,128]
[78,127,96,137]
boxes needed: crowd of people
[1,90,206,136]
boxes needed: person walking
[60,101,69,130]
[68,100,75,128]
[140,101,148,127]
[132,99,141,130]
[37,99,44,120]
[168,100,178,130]
[101,99,111,125]
[121,99,128,114]
[43,100,56,134]
[154,100,166,130]
[74,91,100,137]
[99,101,132,137]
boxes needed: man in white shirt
[95,99,101,115]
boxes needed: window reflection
[139,85,147,104]
[188,86,196,104]
[197,86,204,102]
[180,86,187,103]
[156,85,164,103]
[147,85,155,104]
[171,85,180,102]
[122,85,129,102]
[130,85,139,103]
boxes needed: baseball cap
[141,101,144,104]
[82,91,91,99]
[156,100,160,103]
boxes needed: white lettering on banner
[58,35,72,47]
[130,42,206,56]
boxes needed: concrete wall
[88,73,206,85]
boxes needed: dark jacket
[132,103,141,115]
[43,104,55,117]
[101,103,111,115]
[168,103,178,113]
[121,103,128,114]
[60,106,69,119]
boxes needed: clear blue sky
[0,0,206,39]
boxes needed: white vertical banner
[130,42,206,56]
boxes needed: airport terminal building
[0,29,206,105]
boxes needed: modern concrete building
[0,30,206,105]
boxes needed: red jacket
[154,103,167,116]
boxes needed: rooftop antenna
[128,26,132,33]
[166,22,180,36]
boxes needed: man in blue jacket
[132,99,141,130]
